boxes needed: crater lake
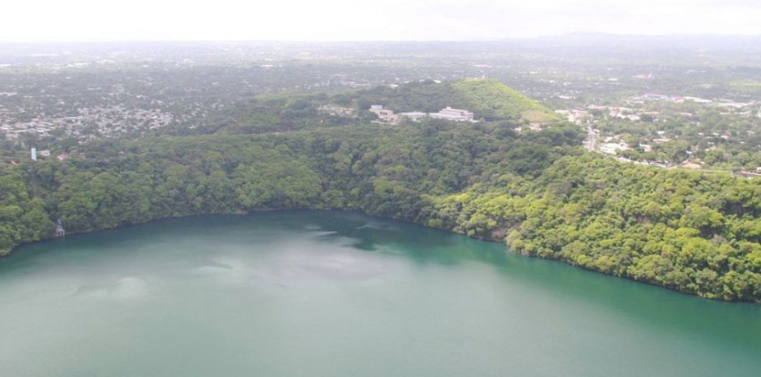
[1,211,760,377]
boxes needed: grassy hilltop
[451,79,559,123]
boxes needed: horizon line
[1,32,761,45]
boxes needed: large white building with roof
[429,107,475,122]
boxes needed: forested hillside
[427,155,761,301]
[1,80,760,303]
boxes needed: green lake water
[1,211,760,377]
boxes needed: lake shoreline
[5,208,759,306]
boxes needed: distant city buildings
[1,106,175,141]
[568,89,761,170]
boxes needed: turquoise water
[1,211,760,377]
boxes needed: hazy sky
[3,0,761,42]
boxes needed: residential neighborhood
[0,105,174,140]
[563,91,761,170]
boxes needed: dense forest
[1,80,761,303]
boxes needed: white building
[429,107,475,122]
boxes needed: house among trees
[369,105,400,123]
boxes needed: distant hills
[2,37,760,67]
[532,33,761,47]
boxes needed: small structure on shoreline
[54,219,65,238]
